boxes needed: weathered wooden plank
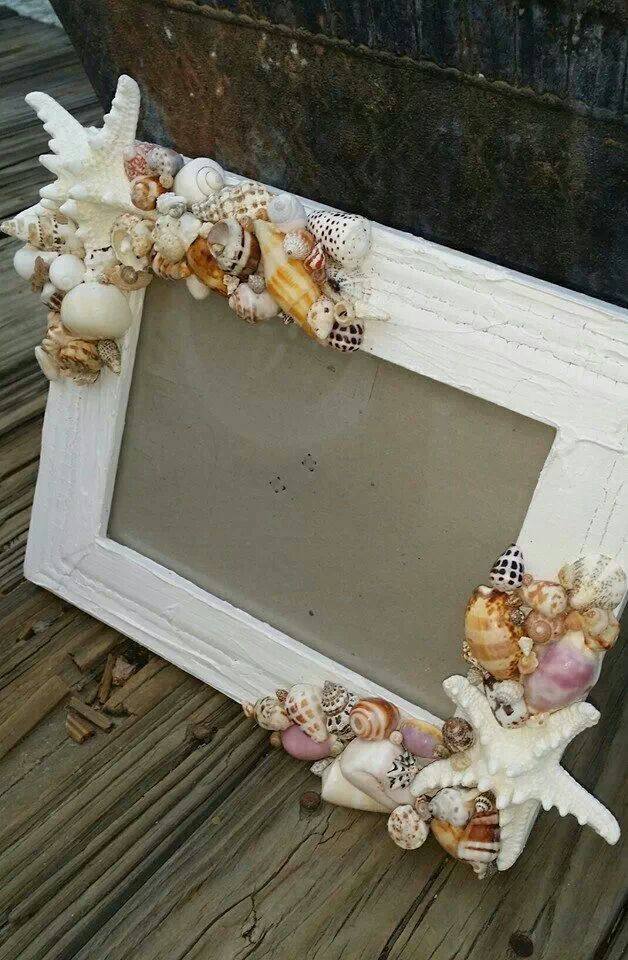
[0,675,70,759]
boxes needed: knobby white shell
[60,282,133,340]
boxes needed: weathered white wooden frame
[24,181,628,726]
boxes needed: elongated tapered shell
[185,237,228,295]
[254,220,320,336]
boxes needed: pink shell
[123,141,154,181]
[280,724,333,761]
[523,633,602,713]
[399,720,442,758]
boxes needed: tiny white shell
[173,158,225,205]
[185,274,211,300]
[48,254,86,291]
[13,245,58,281]
[60,282,133,340]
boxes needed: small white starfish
[411,675,620,870]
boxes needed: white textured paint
[24,162,627,725]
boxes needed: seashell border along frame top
[6,78,627,875]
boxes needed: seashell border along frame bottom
[5,78,627,877]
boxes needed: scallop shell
[2,209,81,255]
[207,219,261,277]
[388,805,430,850]
[518,578,568,618]
[97,338,121,373]
[252,695,291,731]
[173,158,225,205]
[489,544,524,591]
[398,718,443,758]
[429,788,475,828]
[185,238,228,294]
[192,181,272,224]
[254,220,321,335]
[267,193,307,233]
[349,697,400,740]
[151,253,192,280]
[152,212,200,263]
[327,319,364,352]
[228,283,279,323]
[283,229,315,260]
[464,586,524,680]
[307,297,336,341]
[131,176,167,211]
[285,683,327,742]
[441,717,475,753]
[558,554,627,610]
[306,210,371,267]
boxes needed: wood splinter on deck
[65,710,95,743]
[68,697,114,731]
[97,653,116,704]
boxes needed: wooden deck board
[0,10,625,960]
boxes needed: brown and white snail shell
[441,717,475,754]
[349,697,400,741]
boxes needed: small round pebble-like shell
[349,697,400,740]
[60,282,132,340]
[489,544,524,591]
[281,724,333,761]
[558,554,627,610]
[388,805,430,850]
[441,717,474,753]
[48,254,85,292]
[398,718,443,758]
[253,695,291,731]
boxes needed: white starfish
[411,675,620,870]
[24,74,145,251]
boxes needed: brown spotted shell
[285,683,327,742]
[441,717,475,754]
[464,587,524,680]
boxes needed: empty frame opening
[109,280,555,716]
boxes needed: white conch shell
[558,554,627,610]
[338,737,413,810]
[315,756,389,813]
[24,75,145,252]
[152,212,200,263]
[1,205,82,255]
[173,158,225,205]
[267,193,307,233]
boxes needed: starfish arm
[529,701,600,762]
[549,767,620,844]
[410,757,475,796]
[497,800,540,870]
[90,75,140,152]
[442,675,498,736]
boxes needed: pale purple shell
[399,723,441,759]
[281,724,333,761]
[523,638,602,713]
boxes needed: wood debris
[68,696,113,732]
[70,628,119,671]
[102,657,164,715]
[65,710,95,743]
[97,653,116,704]
[111,655,135,687]
[0,675,70,760]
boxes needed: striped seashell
[306,210,371,267]
[489,544,524,591]
[252,695,291,731]
[192,182,272,224]
[349,697,399,740]
[558,554,627,611]
[321,681,352,715]
[441,717,475,754]
[327,319,364,352]
[387,805,430,850]
[97,339,121,374]
[207,219,260,277]
[285,683,328,742]
[254,220,321,335]
[457,807,500,874]
[304,241,326,276]
[185,238,228,295]
[57,338,102,381]
[464,586,524,680]
[518,578,568,618]
[2,210,80,255]
[152,253,192,280]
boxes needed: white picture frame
[7,78,625,733]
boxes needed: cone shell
[558,554,627,610]
[388,805,430,850]
[464,587,524,680]
[306,210,371,267]
[489,544,524,591]
[254,220,321,335]
[192,181,271,224]
[285,683,327,742]
[349,697,400,740]
[185,238,228,294]
[518,579,568,618]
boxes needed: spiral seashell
[104,264,153,292]
[558,554,627,610]
[2,209,81,255]
[267,193,307,233]
[131,175,167,211]
[228,283,279,323]
[464,586,524,679]
[524,610,552,644]
[307,297,336,341]
[254,220,321,335]
[57,338,102,381]
[306,210,371,267]
[489,544,525,591]
[327,319,364,352]
[349,697,400,741]
[304,241,326,277]
[174,158,225,205]
[518,578,568,617]
[285,683,327,742]
[282,229,315,260]
[321,681,351,715]
[207,219,261,277]
[192,181,271,224]
[457,807,500,876]
[185,237,228,295]
[251,695,291,731]
[151,253,192,280]
[441,717,475,753]
[429,788,475,828]
[97,339,121,373]
[388,805,430,850]
[474,794,495,814]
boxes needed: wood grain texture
[0,10,625,960]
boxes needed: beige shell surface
[349,697,400,740]
[254,220,321,336]
[464,588,524,680]
[192,182,272,224]
[285,683,327,742]
[518,579,568,618]
[228,283,279,323]
[559,555,627,610]
[387,805,430,850]
[97,338,121,373]
[253,696,291,731]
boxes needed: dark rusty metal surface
[52,0,628,305]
